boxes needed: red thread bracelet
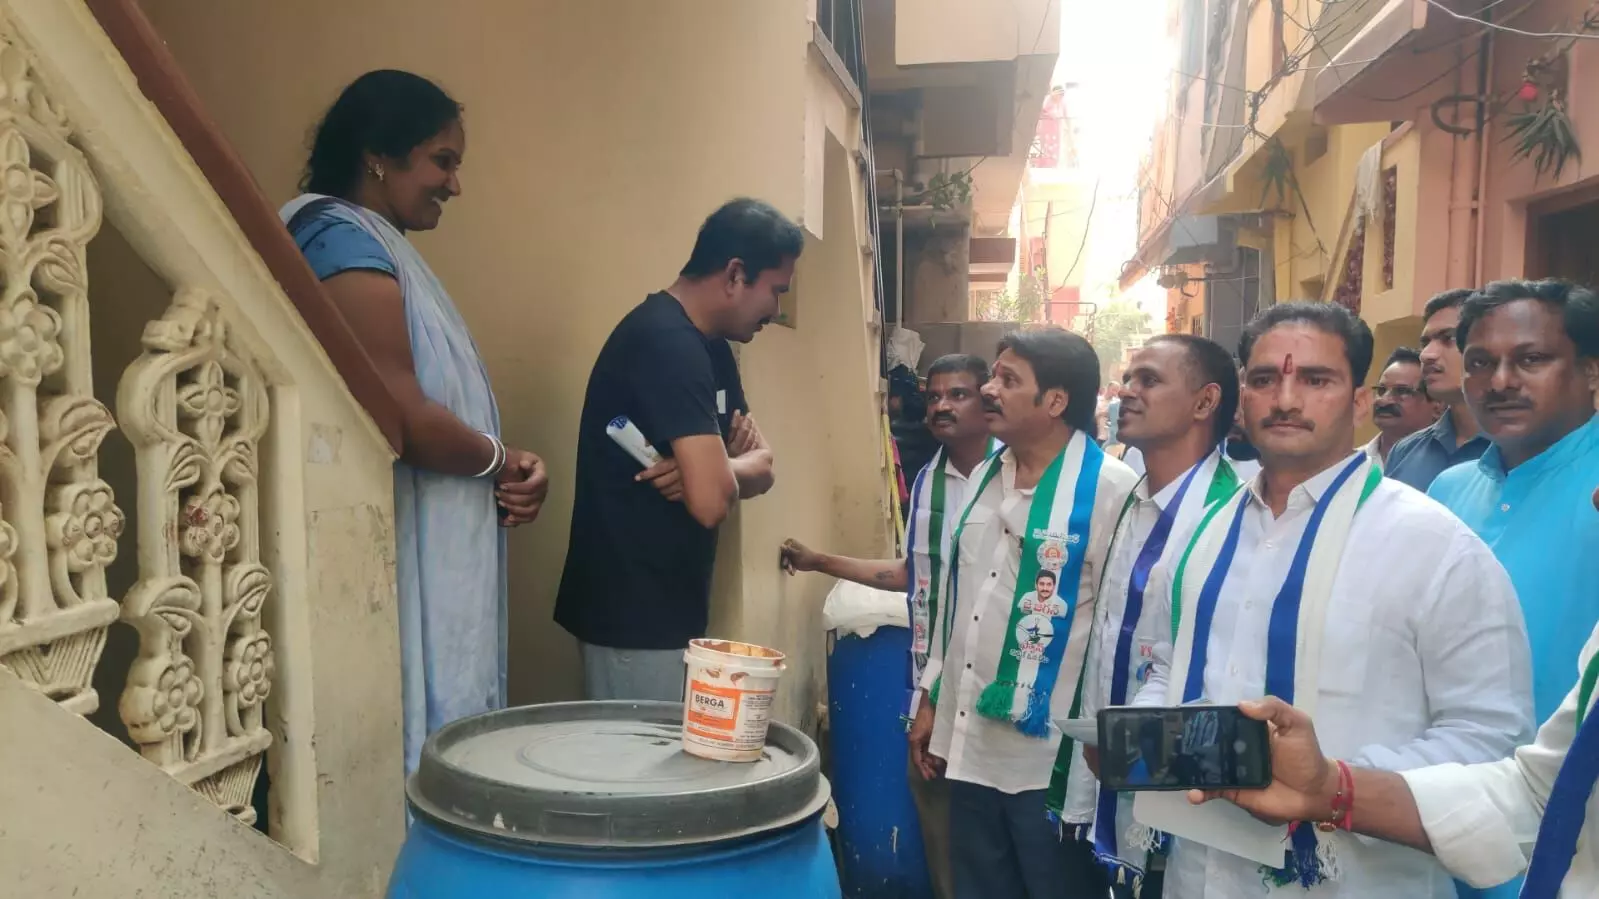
[1315,759,1353,833]
[1335,760,1354,831]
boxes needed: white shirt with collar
[909,450,979,556]
[1133,453,1534,898]
[1362,434,1387,469]
[1121,444,1145,476]
[1225,446,1262,483]
[923,442,1139,794]
[1083,450,1234,720]
[936,459,976,536]
[1402,625,1599,896]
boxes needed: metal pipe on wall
[895,169,905,329]
[1445,39,1483,293]
[1471,17,1495,289]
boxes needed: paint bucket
[681,638,787,762]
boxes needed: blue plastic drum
[388,701,840,898]
[828,627,933,897]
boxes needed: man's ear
[1195,382,1221,422]
[1353,384,1374,424]
[1044,387,1069,420]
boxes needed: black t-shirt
[555,292,747,650]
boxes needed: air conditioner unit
[1161,215,1239,267]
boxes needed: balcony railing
[0,17,281,825]
[0,3,404,874]
[817,0,865,89]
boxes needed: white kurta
[1065,451,1235,823]
[1403,625,1599,896]
[1133,456,1534,898]
[923,445,1139,794]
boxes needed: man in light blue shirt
[1428,279,1599,899]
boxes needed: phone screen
[1096,705,1271,792]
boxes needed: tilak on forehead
[1282,353,1295,375]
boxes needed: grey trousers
[579,642,686,702]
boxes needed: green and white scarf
[931,431,1105,738]
[904,439,998,725]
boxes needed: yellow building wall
[140,0,889,727]
[1272,123,1392,303]
[1360,128,1424,328]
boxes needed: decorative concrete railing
[0,13,278,826]
[118,288,275,821]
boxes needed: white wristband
[473,432,505,479]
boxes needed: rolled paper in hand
[607,416,663,469]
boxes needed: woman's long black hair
[302,69,462,197]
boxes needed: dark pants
[949,781,1108,899]
[909,757,954,899]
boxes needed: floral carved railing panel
[118,289,273,823]
[0,21,123,715]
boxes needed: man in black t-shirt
[555,198,800,701]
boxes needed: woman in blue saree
[281,70,548,776]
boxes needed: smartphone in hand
[1096,705,1271,792]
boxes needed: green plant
[1088,300,1152,376]
[977,290,1021,322]
[977,268,1048,322]
[1505,95,1580,181]
[914,170,974,211]
[1498,3,1597,182]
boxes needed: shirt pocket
[956,505,996,567]
[1316,602,1377,699]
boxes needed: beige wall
[140,0,889,722]
[717,137,891,727]
[894,0,1059,66]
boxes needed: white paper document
[1052,717,1099,744]
[1131,790,1288,868]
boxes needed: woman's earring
[373,163,385,182]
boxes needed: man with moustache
[1364,347,1441,468]
[1386,289,1493,490]
[912,329,1137,898]
[781,353,996,599]
[782,352,995,899]
[1054,335,1243,896]
[1425,281,1599,899]
[1167,486,1599,899]
[1132,302,1532,898]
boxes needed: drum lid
[407,701,830,848]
